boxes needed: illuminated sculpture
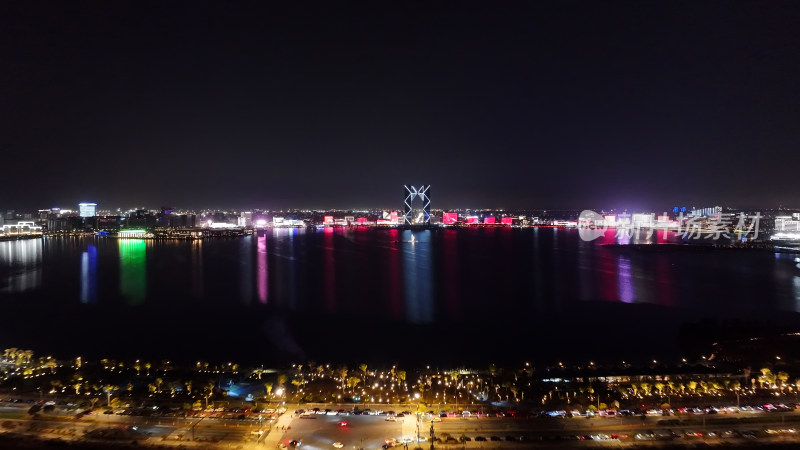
[403,185,430,225]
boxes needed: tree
[103,385,119,407]
[338,366,349,391]
[264,383,273,398]
[775,372,789,392]
[760,368,776,389]
[185,380,192,395]
[203,382,215,408]
[654,383,665,395]
[510,386,519,402]
[347,376,362,393]
[277,374,288,387]
[687,381,697,393]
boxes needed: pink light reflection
[257,234,268,304]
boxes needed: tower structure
[403,185,431,225]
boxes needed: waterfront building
[78,202,97,217]
[775,215,800,231]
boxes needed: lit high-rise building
[78,202,97,217]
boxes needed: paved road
[6,401,800,449]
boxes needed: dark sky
[2,1,799,211]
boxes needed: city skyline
[2,2,800,210]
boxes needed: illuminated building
[118,229,150,238]
[442,212,458,225]
[775,216,800,232]
[0,221,43,235]
[78,202,97,217]
[403,185,431,225]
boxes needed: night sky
[2,1,799,211]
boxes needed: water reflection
[617,254,634,303]
[271,228,299,308]
[386,229,403,319]
[240,236,253,305]
[322,228,336,312]
[257,233,267,304]
[441,229,461,320]
[402,230,433,324]
[0,239,42,293]
[80,244,97,303]
[793,276,800,311]
[119,239,146,305]
[191,240,203,299]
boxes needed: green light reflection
[119,239,146,305]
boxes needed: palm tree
[337,367,348,391]
[103,385,119,407]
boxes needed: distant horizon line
[5,203,798,214]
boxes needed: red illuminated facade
[443,212,458,224]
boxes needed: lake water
[1,227,799,366]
